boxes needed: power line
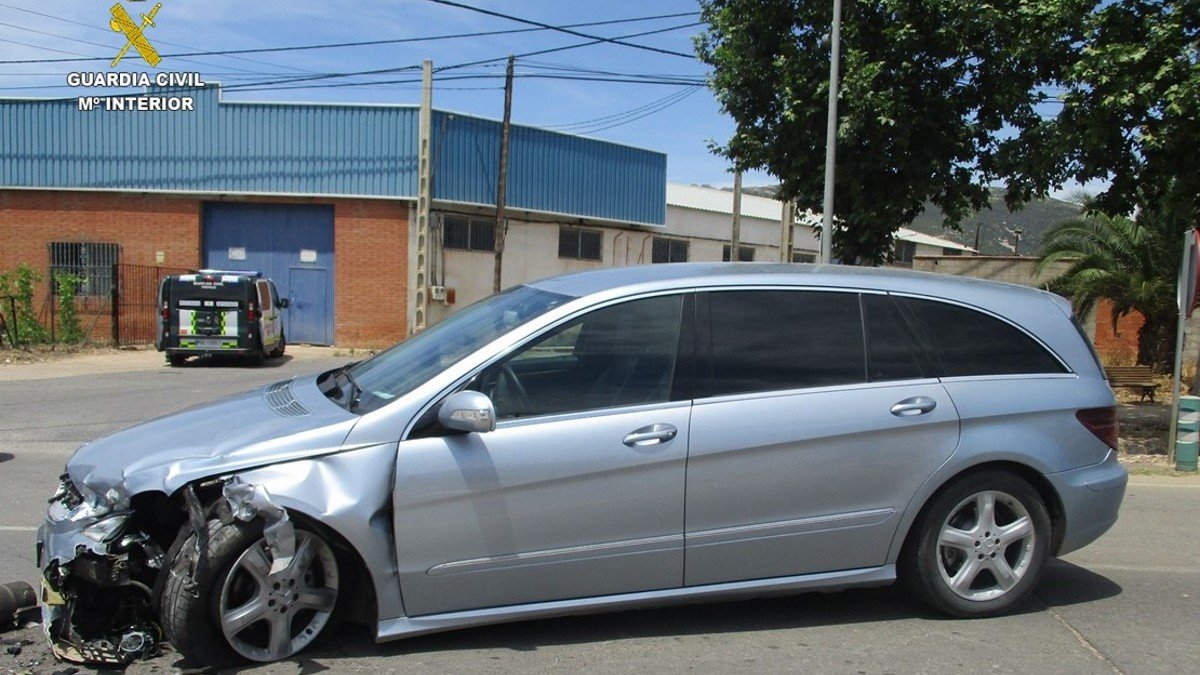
[0,10,699,65]
[421,0,696,59]
[215,21,700,94]
[546,86,704,130]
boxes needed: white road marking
[1084,563,1200,575]
[0,526,38,532]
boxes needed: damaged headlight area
[38,475,165,666]
[38,474,308,668]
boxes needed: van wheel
[270,334,286,358]
[161,519,340,666]
[166,353,186,367]
[901,471,1050,617]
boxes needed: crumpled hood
[67,375,361,497]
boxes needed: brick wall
[0,189,409,347]
[0,190,201,342]
[1091,299,1145,364]
[331,199,408,347]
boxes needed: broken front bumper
[36,488,163,665]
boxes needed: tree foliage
[696,0,1089,264]
[1043,0,1200,230]
[1039,213,1179,368]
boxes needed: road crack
[1036,591,1123,674]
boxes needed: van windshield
[344,285,572,413]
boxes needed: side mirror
[438,391,496,434]
[277,298,290,309]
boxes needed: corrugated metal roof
[0,85,666,225]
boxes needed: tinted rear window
[897,297,1067,377]
[169,278,250,303]
[707,290,865,395]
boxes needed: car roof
[527,262,1061,308]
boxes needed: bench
[1105,365,1159,403]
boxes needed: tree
[1036,0,1200,231]
[1039,213,1179,368]
[696,0,1089,264]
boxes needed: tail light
[160,302,168,320]
[247,302,258,322]
[1076,406,1119,449]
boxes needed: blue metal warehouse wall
[0,85,666,225]
[431,111,666,225]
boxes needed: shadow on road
[0,452,11,464]
[166,354,295,370]
[194,560,1121,672]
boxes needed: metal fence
[112,263,190,346]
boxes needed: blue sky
[0,0,774,187]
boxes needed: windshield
[344,285,572,413]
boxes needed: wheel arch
[892,460,1067,564]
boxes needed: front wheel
[161,519,340,666]
[902,471,1050,617]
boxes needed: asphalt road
[1,350,1197,674]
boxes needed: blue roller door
[202,203,334,345]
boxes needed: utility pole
[412,59,433,333]
[730,169,742,260]
[780,197,795,262]
[493,55,515,293]
[820,0,843,264]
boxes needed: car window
[706,290,865,396]
[896,296,1067,376]
[478,294,684,418]
[862,294,926,382]
[256,280,272,308]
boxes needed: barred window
[651,237,688,263]
[443,215,495,252]
[49,242,119,297]
[792,251,817,263]
[721,245,756,262]
[558,227,603,261]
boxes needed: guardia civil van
[155,270,288,365]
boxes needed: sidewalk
[0,345,345,381]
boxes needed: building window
[894,241,917,266]
[792,251,817,263]
[558,227,602,261]
[942,247,963,256]
[651,237,688,263]
[442,215,495,252]
[722,245,755,262]
[49,242,120,297]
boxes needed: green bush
[53,271,84,344]
[0,263,48,344]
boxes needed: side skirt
[375,564,896,642]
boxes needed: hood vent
[264,380,311,417]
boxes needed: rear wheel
[902,471,1050,617]
[269,333,286,358]
[161,519,340,666]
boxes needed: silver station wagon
[38,263,1127,667]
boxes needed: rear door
[683,290,960,586]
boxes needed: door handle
[890,396,937,417]
[623,423,678,447]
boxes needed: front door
[287,267,329,345]
[393,293,691,616]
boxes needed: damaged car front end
[38,475,163,665]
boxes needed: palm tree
[1039,213,1181,370]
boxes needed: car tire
[270,334,286,358]
[901,470,1050,618]
[166,353,186,367]
[160,518,341,666]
